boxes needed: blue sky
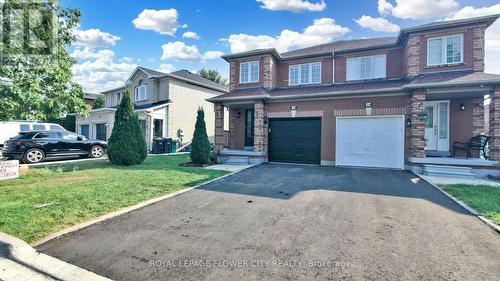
[62,0,500,92]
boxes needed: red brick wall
[449,97,474,151]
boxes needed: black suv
[2,130,107,164]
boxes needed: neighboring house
[209,15,500,177]
[76,67,228,149]
[83,92,103,107]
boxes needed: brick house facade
[209,15,500,176]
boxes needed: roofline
[136,102,172,112]
[221,15,500,62]
[221,48,281,62]
[157,73,229,93]
[397,14,500,44]
[208,77,500,103]
[100,85,127,94]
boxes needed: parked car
[2,130,107,164]
[0,121,66,148]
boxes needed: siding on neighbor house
[167,79,225,144]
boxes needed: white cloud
[161,41,224,61]
[224,18,349,53]
[355,15,400,32]
[157,64,176,73]
[256,0,326,12]
[379,0,459,19]
[132,9,181,36]
[202,51,224,60]
[73,28,120,49]
[378,0,393,16]
[71,49,137,92]
[182,31,200,40]
[445,4,500,74]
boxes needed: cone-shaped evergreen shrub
[190,107,211,165]
[107,90,148,165]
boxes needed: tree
[92,96,105,109]
[197,68,228,86]
[0,0,87,121]
[107,90,148,166]
[65,114,76,132]
[190,107,211,165]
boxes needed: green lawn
[0,155,228,243]
[443,184,500,224]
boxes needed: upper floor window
[111,94,116,106]
[347,54,386,81]
[134,79,148,101]
[427,34,463,66]
[289,62,321,86]
[240,61,259,83]
[117,92,121,104]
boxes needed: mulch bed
[178,161,217,167]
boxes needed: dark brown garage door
[268,118,321,164]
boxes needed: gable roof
[222,14,500,62]
[169,70,228,92]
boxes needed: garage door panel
[269,118,321,164]
[336,116,404,169]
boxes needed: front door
[245,109,254,146]
[95,123,107,141]
[424,101,449,152]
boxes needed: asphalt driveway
[37,164,500,281]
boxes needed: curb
[33,164,258,247]
[0,232,111,281]
[414,173,500,234]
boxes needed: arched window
[134,79,147,101]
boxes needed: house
[209,14,500,177]
[83,92,103,107]
[76,67,228,149]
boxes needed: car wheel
[90,145,104,158]
[24,148,45,164]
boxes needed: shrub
[107,90,147,165]
[92,95,105,109]
[190,107,211,165]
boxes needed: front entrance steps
[217,149,266,165]
[423,164,476,179]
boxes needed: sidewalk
[0,232,111,281]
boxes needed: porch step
[423,164,476,179]
[224,156,250,165]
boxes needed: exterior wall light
[459,103,466,111]
[406,117,412,128]
[236,111,241,118]
[365,102,372,115]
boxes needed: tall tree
[0,0,87,121]
[197,68,228,86]
[92,96,105,109]
[190,107,211,165]
[107,90,148,166]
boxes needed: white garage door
[336,116,405,169]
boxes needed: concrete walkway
[0,232,110,281]
[422,175,500,187]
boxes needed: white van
[0,121,66,147]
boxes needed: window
[153,119,163,138]
[134,80,148,101]
[49,124,64,130]
[32,124,46,130]
[240,61,259,83]
[19,124,30,132]
[139,119,147,138]
[427,34,463,66]
[61,132,80,140]
[289,62,321,86]
[35,132,60,139]
[116,92,121,104]
[111,94,116,106]
[346,54,386,81]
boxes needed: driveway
[37,164,500,281]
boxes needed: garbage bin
[163,138,172,154]
[152,138,164,154]
[170,140,177,153]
